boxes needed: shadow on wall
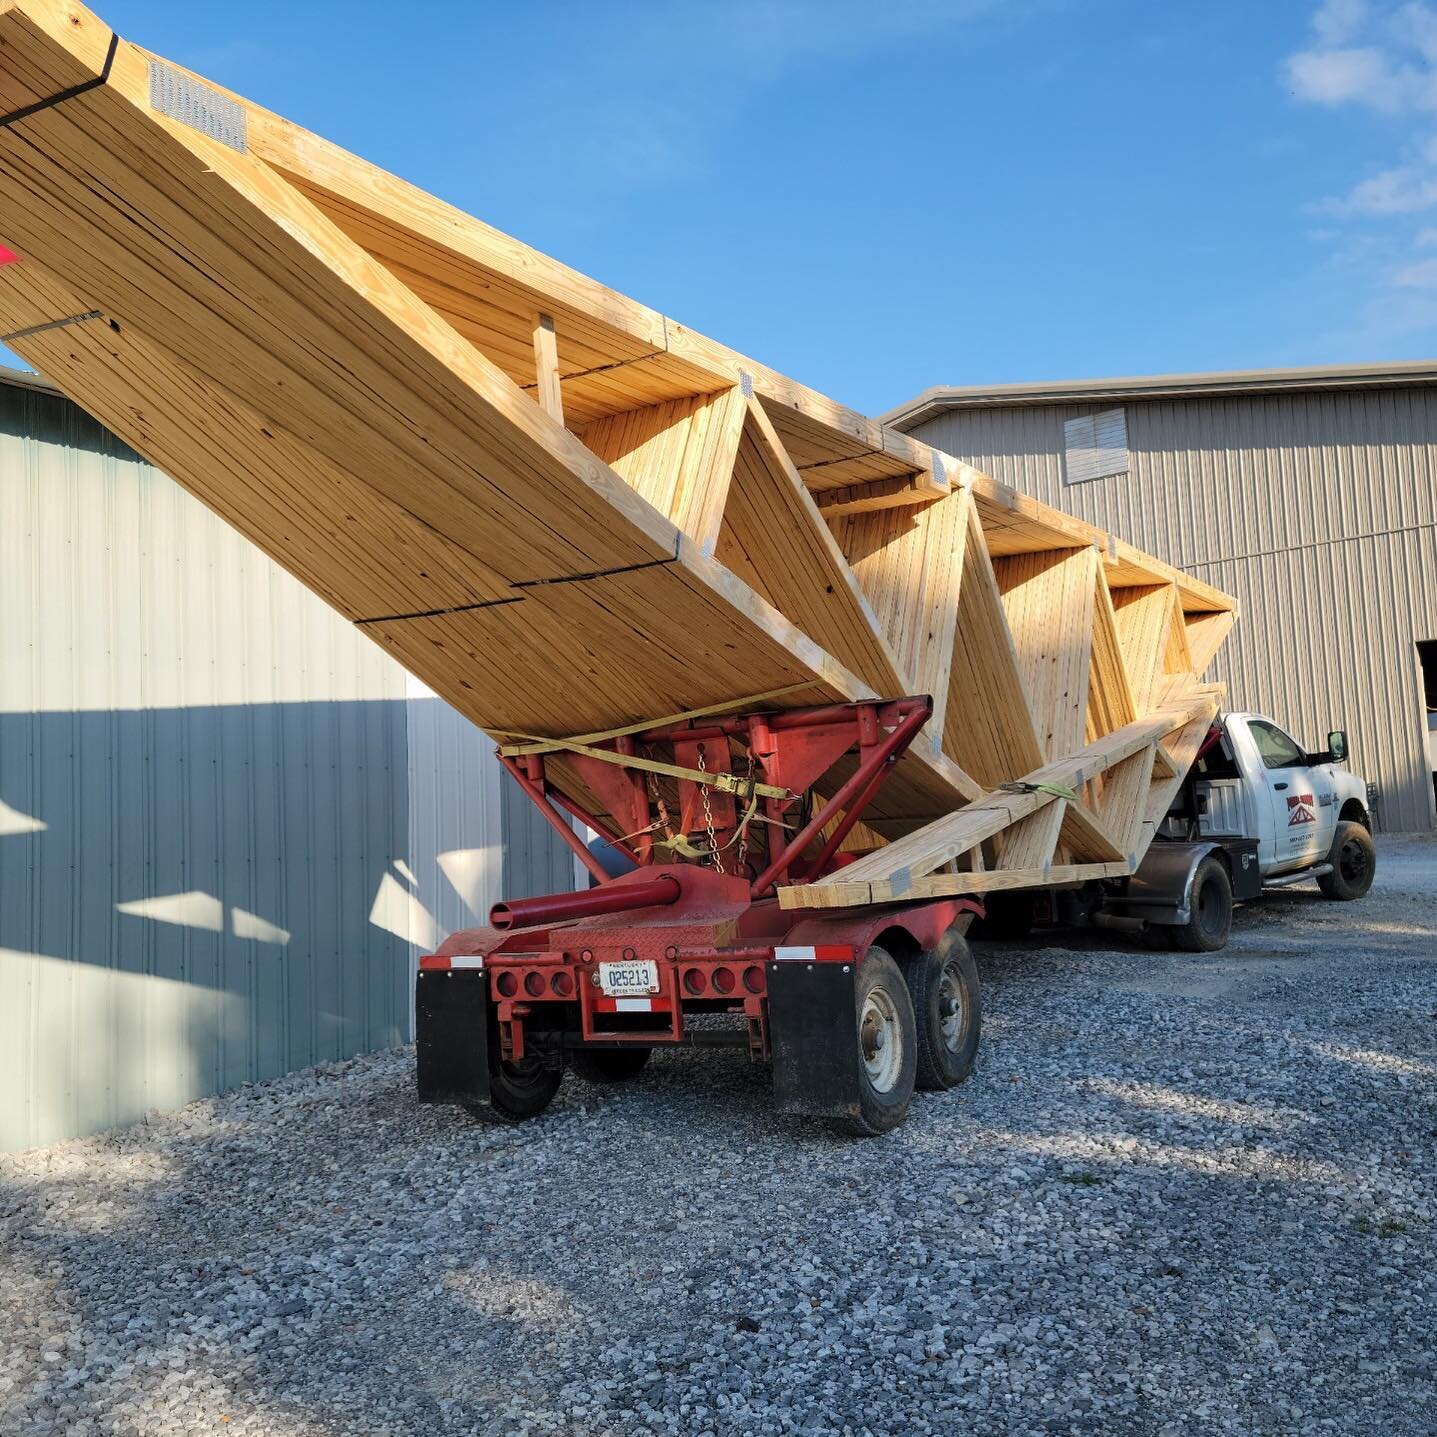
[0,701,414,1154]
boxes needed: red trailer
[416,697,981,1135]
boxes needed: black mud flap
[768,959,862,1121]
[415,969,490,1106]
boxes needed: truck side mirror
[1327,730,1348,762]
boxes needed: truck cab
[1186,712,1371,875]
[1080,711,1376,952]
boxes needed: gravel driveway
[3,836,1434,1436]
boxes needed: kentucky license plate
[598,959,660,997]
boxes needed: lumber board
[531,313,563,423]
[816,472,943,518]
[580,386,746,555]
[1087,568,1138,742]
[1090,744,1157,856]
[1110,585,1171,715]
[944,502,1047,787]
[778,861,1138,909]
[994,800,1066,872]
[781,693,1217,907]
[831,487,970,752]
[712,397,905,699]
[993,546,1096,761]
[117,29,1232,615]
[1185,608,1234,677]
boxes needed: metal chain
[696,743,723,874]
[641,746,675,843]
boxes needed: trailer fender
[782,898,982,962]
[415,966,491,1106]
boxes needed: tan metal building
[884,362,1437,835]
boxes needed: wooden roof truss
[0,1,1235,908]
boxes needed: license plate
[598,959,659,997]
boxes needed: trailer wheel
[1171,856,1232,952]
[569,1047,651,1084]
[1318,821,1376,900]
[904,929,981,1091]
[463,1055,562,1124]
[838,948,917,1137]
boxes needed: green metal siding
[0,378,570,1151]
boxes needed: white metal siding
[910,387,1437,833]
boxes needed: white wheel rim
[860,986,903,1093]
[939,960,967,1054]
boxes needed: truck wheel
[1171,856,1232,952]
[463,1055,562,1124]
[904,929,981,1091]
[1318,821,1376,900]
[570,1047,651,1083]
[838,948,918,1137]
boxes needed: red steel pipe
[490,873,682,931]
[750,700,932,898]
[497,754,614,887]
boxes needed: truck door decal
[1287,793,1316,826]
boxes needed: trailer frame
[418,696,984,1133]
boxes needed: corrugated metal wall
[909,387,1437,833]
[0,378,571,1152]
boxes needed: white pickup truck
[984,712,1376,952]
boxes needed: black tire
[462,1054,562,1124]
[836,947,917,1137]
[1171,855,1233,952]
[569,1047,652,1084]
[1318,820,1376,900]
[904,928,981,1092]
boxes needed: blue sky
[4,0,1437,414]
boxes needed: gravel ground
[2,836,1434,1437]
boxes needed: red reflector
[0,245,19,266]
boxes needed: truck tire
[1171,856,1232,952]
[838,948,917,1137]
[1318,820,1376,900]
[569,1047,651,1083]
[904,929,981,1092]
[463,1055,562,1124]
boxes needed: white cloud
[1327,163,1437,212]
[1394,254,1437,280]
[1287,0,1437,322]
[1316,0,1369,45]
[1288,46,1401,108]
